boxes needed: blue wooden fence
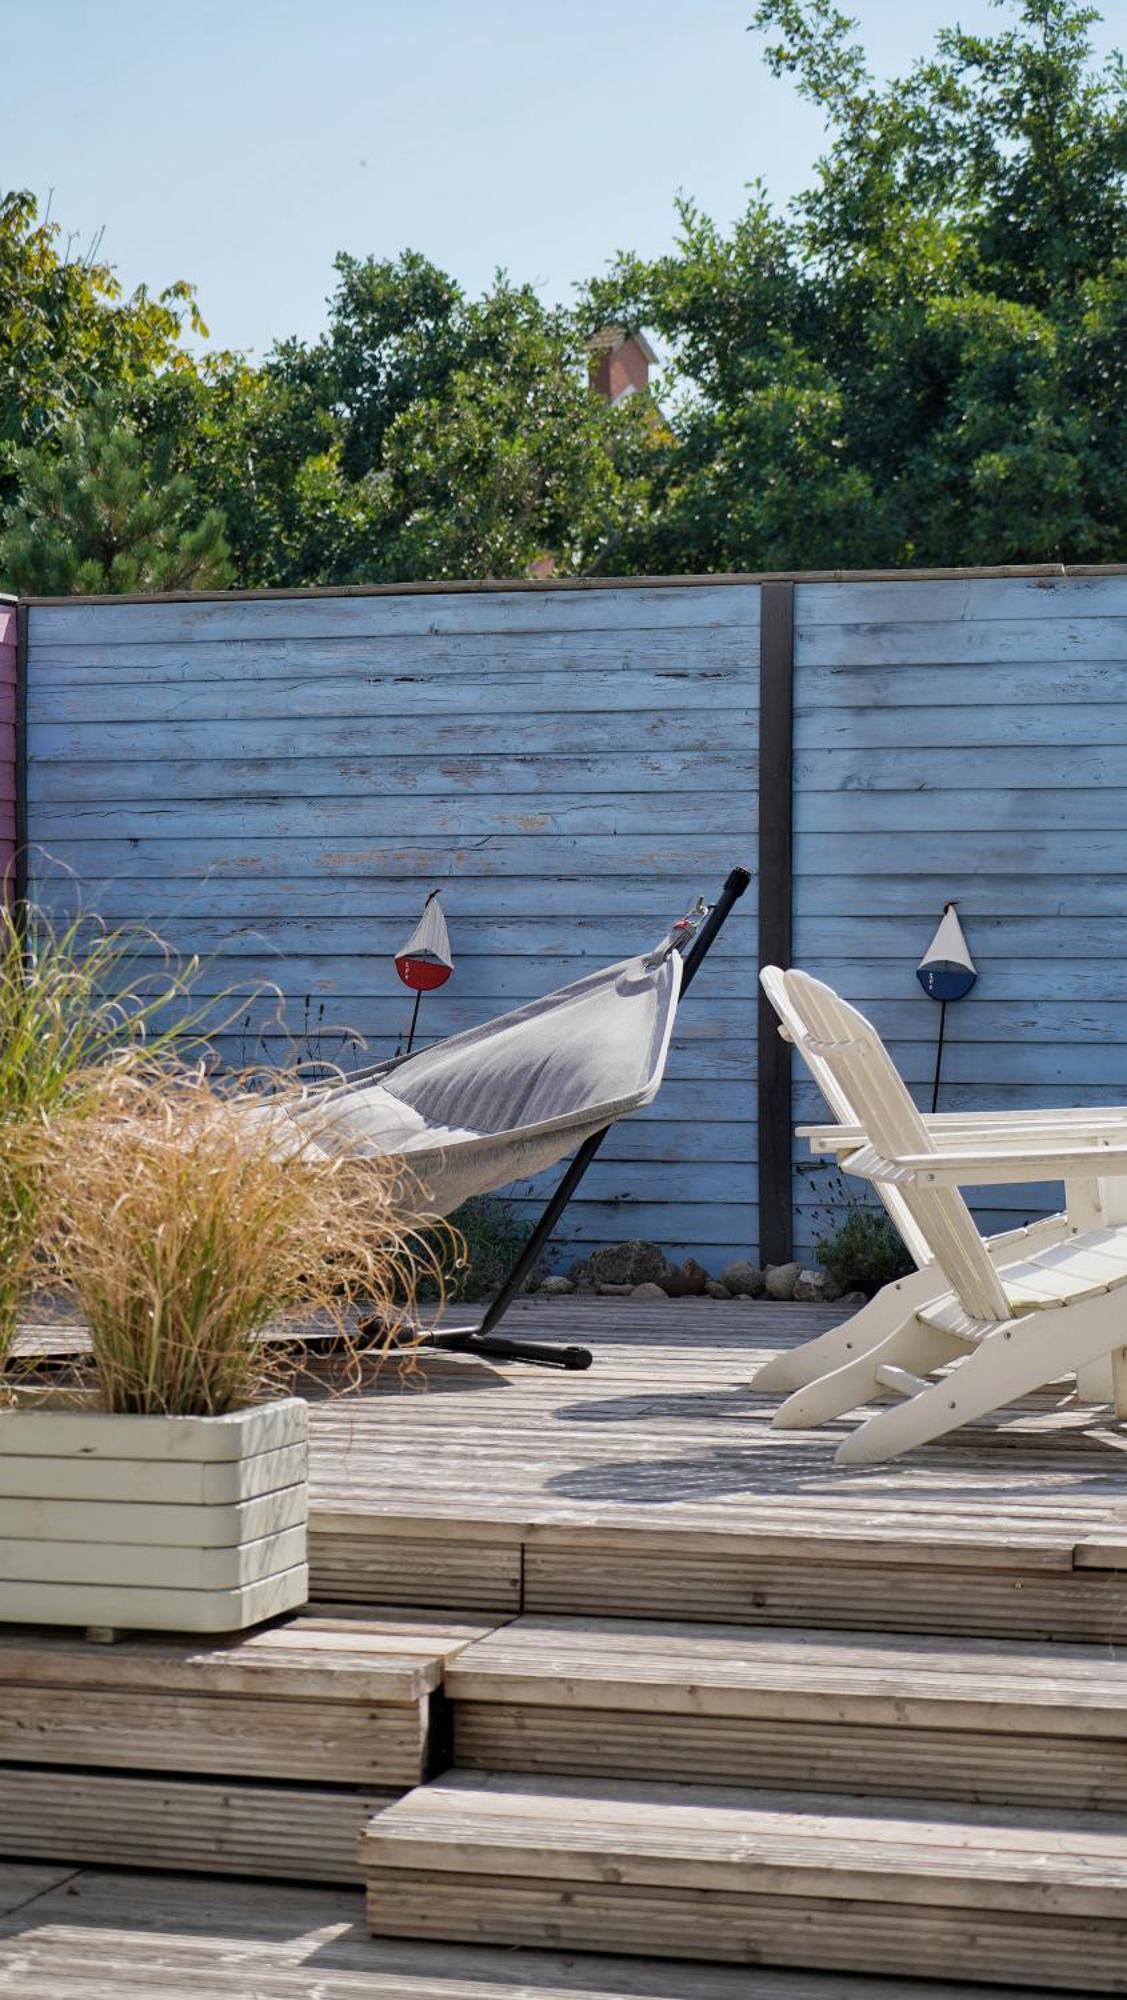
[24,583,760,1268]
[21,567,1127,1268]
[791,571,1127,1257]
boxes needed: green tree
[0,400,232,595]
[0,191,203,499]
[155,261,660,586]
[586,0,1127,570]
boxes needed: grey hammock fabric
[251,947,682,1216]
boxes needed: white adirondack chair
[756,968,1096,1396]
[769,971,1127,1465]
[757,966,1127,1403]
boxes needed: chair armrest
[800,1111,1127,1160]
[843,1138,1127,1189]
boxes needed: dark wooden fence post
[757,581,795,1266]
[0,600,20,911]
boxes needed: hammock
[249,868,750,1368]
[281,947,681,1218]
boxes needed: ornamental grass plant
[0,903,202,1361]
[40,1069,441,1416]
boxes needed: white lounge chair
[768,970,1127,1464]
[757,965,1127,1405]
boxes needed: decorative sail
[395,892,453,993]
[917,904,976,1002]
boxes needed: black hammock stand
[364,865,751,1372]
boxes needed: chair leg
[753,1213,1072,1397]
[753,1269,943,1393]
[836,1296,1127,1467]
[772,1316,968,1431]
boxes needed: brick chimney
[589,325,657,403]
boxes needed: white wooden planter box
[0,1398,309,1632]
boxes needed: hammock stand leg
[372,866,752,1372]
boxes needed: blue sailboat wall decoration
[917,904,977,1003]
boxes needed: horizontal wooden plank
[28,794,757,843]
[27,623,763,685]
[798,702,1127,751]
[775,997,1127,1043]
[454,1700,1127,1814]
[791,744,1127,788]
[795,576,1127,624]
[26,835,758,882]
[30,875,753,923]
[28,669,755,728]
[0,1400,306,1462]
[0,1766,385,1884]
[797,788,1127,833]
[795,830,1127,875]
[788,956,1127,1004]
[0,1523,306,1590]
[129,949,753,1000]
[447,1615,1127,1737]
[46,912,753,960]
[27,751,755,805]
[0,1441,307,1506]
[0,1563,309,1634]
[794,915,1127,960]
[308,1531,522,1612]
[28,709,757,762]
[27,583,763,646]
[795,618,1127,669]
[0,1685,426,1786]
[798,665,1127,716]
[0,1613,460,1704]
[797,873,1127,917]
[0,1487,305,1549]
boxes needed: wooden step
[448,1614,1127,1811]
[0,1863,1073,1999]
[0,1605,494,1786]
[0,1606,502,1885]
[360,1771,1127,1989]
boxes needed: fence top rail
[19,561,1127,610]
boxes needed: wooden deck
[6,1298,1127,1989]
[295,1298,1127,1640]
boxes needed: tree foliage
[1,0,1124,589]
[587,0,1127,569]
[0,399,231,595]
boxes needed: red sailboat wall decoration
[395,891,453,1053]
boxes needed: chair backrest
[784,970,1013,1325]
[760,964,933,1270]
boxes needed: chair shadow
[545,1387,1126,1502]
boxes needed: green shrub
[816,1198,913,1299]
[415,1193,536,1302]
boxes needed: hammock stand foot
[354,1316,592,1369]
[357,866,750,1373]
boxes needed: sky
[3,0,1123,361]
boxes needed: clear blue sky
[4,1,1122,359]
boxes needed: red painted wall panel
[0,603,17,895]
